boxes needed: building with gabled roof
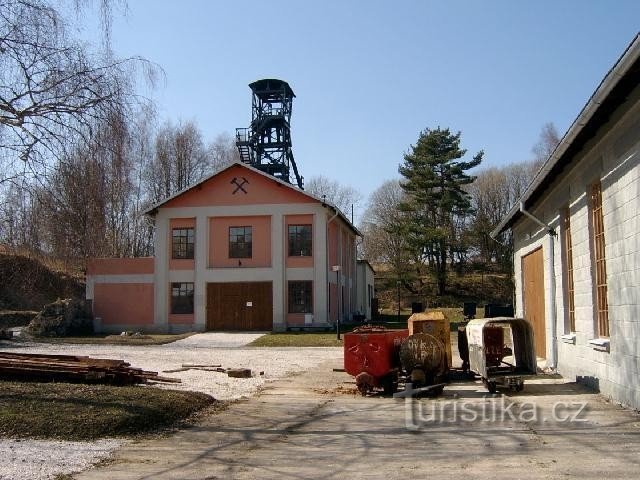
[493,34,640,408]
[87,162,363,332]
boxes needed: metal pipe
[519,203,558,370]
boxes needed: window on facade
[229,226,252,258]
[172,228,194,259]
[562,207,576,332]
[288,281,312,314]
[171,282,194,314]
[590,182,609,337]
[288,225,312,256]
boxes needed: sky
[85,1,640,215]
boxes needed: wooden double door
[206,282,273,331]
[522,248,546,358]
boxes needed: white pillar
[272,213,285,331]
[194,214,208,331]
[314,212,328,324]
[154,215,169,332]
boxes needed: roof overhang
[492,33,640,237]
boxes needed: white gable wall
[512,84,640,408]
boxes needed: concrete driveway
[76,358,640,480]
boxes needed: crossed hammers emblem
[231,177,249,194]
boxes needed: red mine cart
[344,326,409,395]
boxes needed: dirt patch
[313,384,359,396]
[0,254,84,311]
[0,381,215,440]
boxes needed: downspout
[519,202,558,370]
[326,208,339,325]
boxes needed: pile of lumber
[0,352,180,385]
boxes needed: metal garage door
[206,282,273,331]
[522,248,546,358]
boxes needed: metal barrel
[399,333,446,377]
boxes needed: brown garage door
[206,282,273,331]
[522,248,546,358]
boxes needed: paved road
[76,358,640,480]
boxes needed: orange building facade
[86,163,362,332]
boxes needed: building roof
[144,161,362,236]
[249,78,295,98]
[357,259,376,274]
[492,33,640,236]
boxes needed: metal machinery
[399,311,451,394]
[458,302,477,373]
[343,326,409,395]
[466,318,537,393]
[235,79,304,189]
[343,313,452,396]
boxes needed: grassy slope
[249,333,343,347]
[0,381,216,440]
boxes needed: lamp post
[332,265,342,340]
[396,279,401,323]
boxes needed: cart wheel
[484,380,498,394]
[516,381,524,392]
[355,372,374,396]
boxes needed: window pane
[288,281,312,314]
[590,182,609,337]
[171,282,194,314]
[172,228,195,259]
[229,226,252,258]
[288,224,312,257]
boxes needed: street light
[332,265,342,340]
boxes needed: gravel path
[0,439,124,480]
[0,333,343,480]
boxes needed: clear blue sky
[100,0,639,209]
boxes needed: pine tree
[398,127,483,296]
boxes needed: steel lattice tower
[235,79,303,189]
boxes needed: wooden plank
[0,352,178,385]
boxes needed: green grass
[249,332,343,347]
[28,332,195,345]
[0,381,216,440]
[377,307,484,328]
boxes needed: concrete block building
[87,162,364,333]
[493,34,640,408]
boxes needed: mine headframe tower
[235,78,304,189]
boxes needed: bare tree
[145,120,209,203]
[359,180,424,293]
[126,105,156,256]
[207,132,240,172]
[39,149,108,262]
[467,159,540,269]
[0,0,157,184]
[305,175,362,217]
[531,122,561,168]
